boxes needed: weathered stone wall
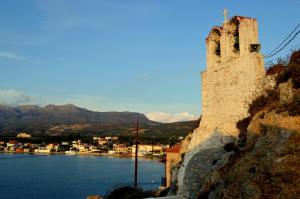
[190,53,265,149]
[190,16,265,150]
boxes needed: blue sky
[0,0,299,122]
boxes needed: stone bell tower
[177,14,267,198]
[190,15,266,149]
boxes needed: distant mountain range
[0,104,154,125]
[0,104,198,137]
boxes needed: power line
[265,23,300,57]
[264,30,300,58]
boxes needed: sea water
[0,153,164,199]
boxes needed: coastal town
[0,132,174,158]
[1,132,184,188]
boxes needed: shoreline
[0,151,165,161]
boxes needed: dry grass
[248,89,280,117]
[277,49,300,88]
[266,64,285,76]
[236,49,300,136]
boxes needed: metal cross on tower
[223,8,228,23]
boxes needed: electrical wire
[264,30,300,58]
[265,23,300,57]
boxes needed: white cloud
[0,89,34,106]
[146,112,197,123]
[0,51,27,60]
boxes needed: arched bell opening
[208,27,222,63]
[227,18,240,55]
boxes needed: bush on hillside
[289,63,300,89]
[236,49,300,141]
[237,88,279,137]
[236,117,252,139]
[287,92,300,116]
[276,49,300,88]
[289,49,300,65]
[266,55,289,76]
[266,64,286,76]
[248,89,280,117]
[224,142,240,153]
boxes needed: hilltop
[0,104,152,125]
[0,104,198,138]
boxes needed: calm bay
[0,153,165,199]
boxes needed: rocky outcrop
[176,131,235,198]
[179,146,232,199]
[197,116,300,198]
[195,49,300,199]
[169,115,300,199]
[173,50,300,199]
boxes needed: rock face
[180,146,232,199]
[177,131,235,198]
[200,49,300,199]
[176,105,300,199]
[172,48,300,199]
[197,118,300,199]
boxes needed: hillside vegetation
[195,49,300,199]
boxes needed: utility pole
[152,136,154,157]
[134,116,139,188]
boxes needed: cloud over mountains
[0,89,34,106]
[146,112,197,123]
[0,89,198,123]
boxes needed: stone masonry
[177,16,267,198]
[191,16,265,150]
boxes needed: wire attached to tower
[264,23,300,58]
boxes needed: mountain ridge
[0,104,198,137]
[0,104,155,125]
